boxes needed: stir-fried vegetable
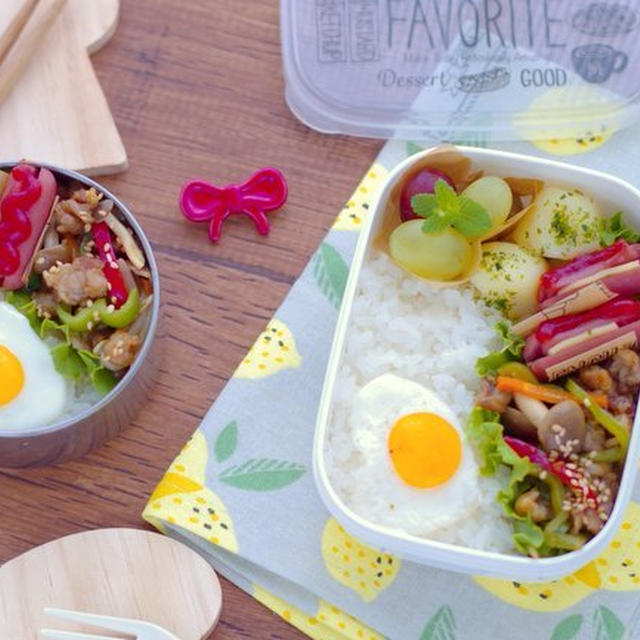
[56,287,140,332]
[566,379,630,453]
[92,221,128,308]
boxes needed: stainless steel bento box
[0,164,162,467]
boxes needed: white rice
[325,250,515,553]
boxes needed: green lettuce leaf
[465,407,546,555]
[600,211,640,247]
[475,321,524,376]
[7,289,116,395]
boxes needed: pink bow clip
[179,167,288,243]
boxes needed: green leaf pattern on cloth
[419,606,456,640]
[214,421,238,463]
[593,606,625,640]
[313,242,349,309]
[550,615,583,640]
[219,458,306,491]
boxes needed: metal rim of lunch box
[0,161,161,440]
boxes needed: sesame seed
[110,296,117,304]
[87,321,94,330]
[103,243,111,252]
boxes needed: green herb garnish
[411,179,492,238]
[599,211,640,246]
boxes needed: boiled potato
[471,242,548,319]
[512,186,602,259]
[462,176,513,234]
[389,220,474,281]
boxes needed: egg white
[348,373,481,536]
[0,302,70,430]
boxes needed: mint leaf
[422,213,452,234]
[411,178,491,239]
[434,179,458,210]
[455,197,492,238]
[411,193,438,219]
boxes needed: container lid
[280,0,640,141]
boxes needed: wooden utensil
[0,528,222,639]
[0,0,127,175]
[0,0,67,108]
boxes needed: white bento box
[313,146,640,582]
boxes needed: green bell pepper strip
[543,511,587,551]
[566,379,630,453]
[544,473,565,515]
[57,287,139,332]
[591,447,625,463]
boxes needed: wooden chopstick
[0,0,67,108]
[0,0,40,68]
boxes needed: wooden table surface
[0,1,381,638]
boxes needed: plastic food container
[281,1,640,141]
[0,164,162,468]
[314,146,640,581]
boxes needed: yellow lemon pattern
[143,430,239,553]
[253,585,383,640]
[321,518,400,602]
[514,86,616,156]
[234,319,301,379]
[530,126,612,156]
[333,165,389,232]
[475,502,640,612]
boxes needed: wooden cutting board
[0,0,127,175]
[0,528,222,639]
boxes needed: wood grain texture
[0,1,381,638]
[0,0,126,174]
[0,528,221,638]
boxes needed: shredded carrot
[496,376,608,408]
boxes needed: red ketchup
[537,240,631,303]
[536,298,640,344]
[0,166,42,278]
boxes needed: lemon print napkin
[144,125,640,639]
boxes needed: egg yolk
[388,413,461,488]
[0,345,24,406]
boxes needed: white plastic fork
[41,607,181,640]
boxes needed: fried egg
[348,374,481,536]
[0,301,69,430]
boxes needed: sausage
[528,319,640,381]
